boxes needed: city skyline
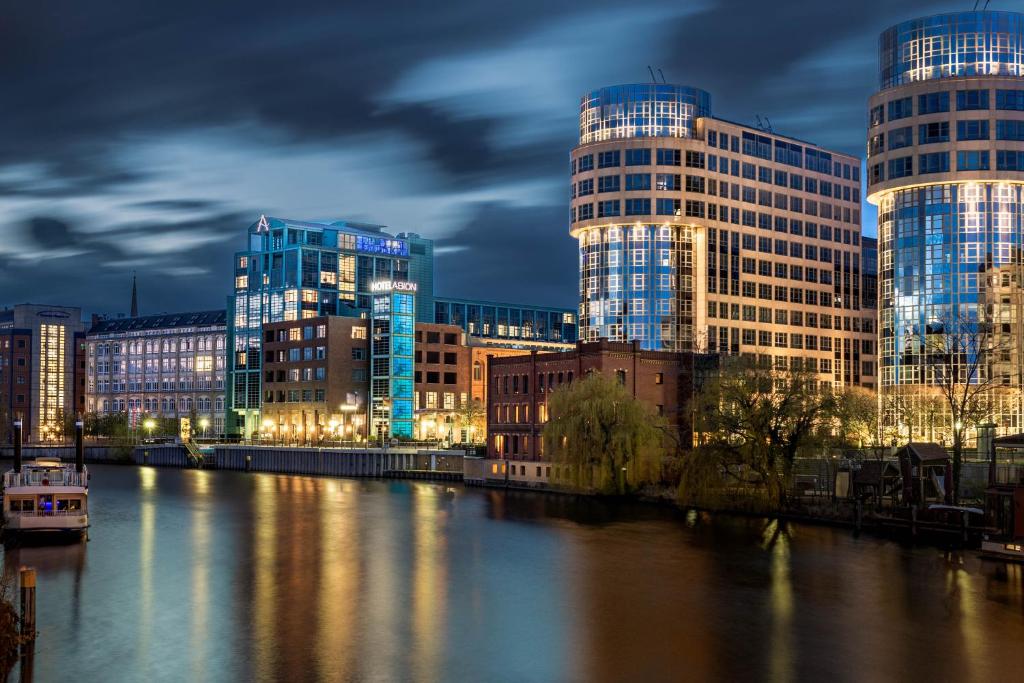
[3,0,952,314]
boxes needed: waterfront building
[867,10,1024,439]
[486,340,694,468]
[434,297,577,344]
[0,304,86,444]
[85,310,227,436]
[227,215,429,437]
[259,312,564,444]
[571,84,875,388]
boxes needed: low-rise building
[85,310,228,435]
[259,315,571,444]
[486,340,695,470]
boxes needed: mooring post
[13,420,22,474]
[75,420,85,473]
[19,567,36,643]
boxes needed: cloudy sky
[2,0,953,315]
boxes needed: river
[4,465,1024,682]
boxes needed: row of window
[870,150,1024,181]
[870,120,1024,153]
[576,155,859,204]
[92,379,224,392]
[707,303,873,334]
[91,337,225,355]
[574,197,859,226]
[869,89,1024,127]
[99,397,224,413]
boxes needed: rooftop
[88,309,226,335]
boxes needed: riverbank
[0,444,993,551]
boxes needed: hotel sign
[370,280,418,293]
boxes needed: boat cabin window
[9,499,34,512]
[56,499,82,512]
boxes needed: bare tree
[923,312,1013,503]
[685,355,839,510]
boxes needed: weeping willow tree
[542,373,665,494]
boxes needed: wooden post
[19,567,36,642]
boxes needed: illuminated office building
[433,298,577,344]
[571,84,875,387]
[0,304,86,443]
[867,11,1024,438]
[227,215,426,437]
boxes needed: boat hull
[980,539,1024,563]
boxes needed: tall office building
[227,215,422,437]
[571,84,875,387]
[0,304,86,443]
[867,11,1024,438]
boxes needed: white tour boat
[3,456,89,535]
[3,419,89,536]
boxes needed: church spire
[130,271,139,318]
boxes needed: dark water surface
[4,465,1024,682]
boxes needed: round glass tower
[571,84,712,352]
[867,11,1024,440]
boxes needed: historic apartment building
[260,316,562,444]
[0,304,86,444]
[85,310,228,435]
[570,83,876,389]
[867,10,1024,439]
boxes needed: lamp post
[199,418,210,440]
[339,403,358,444]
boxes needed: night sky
[2,0,952,315]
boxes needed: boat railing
[6,509,86,517]
[3,470,88,488]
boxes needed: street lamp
[199,418,210,439]
[143,418,156,441]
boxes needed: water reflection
[2,466,1023,682]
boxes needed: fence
[131,444,464,479]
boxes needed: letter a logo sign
[256,215,270,233]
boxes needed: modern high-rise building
[227,215,427,437]
[867,10,1024,439]
[571,84,875,388]
[0,304,86,444]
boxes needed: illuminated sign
[357,235,408,257]
[370,280,418,293]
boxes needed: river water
[4,465,1024,682]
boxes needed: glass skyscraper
[868,11,1024,439]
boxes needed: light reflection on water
[2,465,1024,682]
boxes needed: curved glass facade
[878,181,1024,434]
[578,224,693,351]
[579,84,711,145]
[880,11,1024,89]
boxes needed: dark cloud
[434,202,578,309]
[1,0,965,310]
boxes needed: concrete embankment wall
[132,444,465,479]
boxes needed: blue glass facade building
[227,215,423,437]
[433,298,576,345]
[868,11,1024,438]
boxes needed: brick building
[260,316,558,444]
[0,304,86,444]
[486,340,695,461]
